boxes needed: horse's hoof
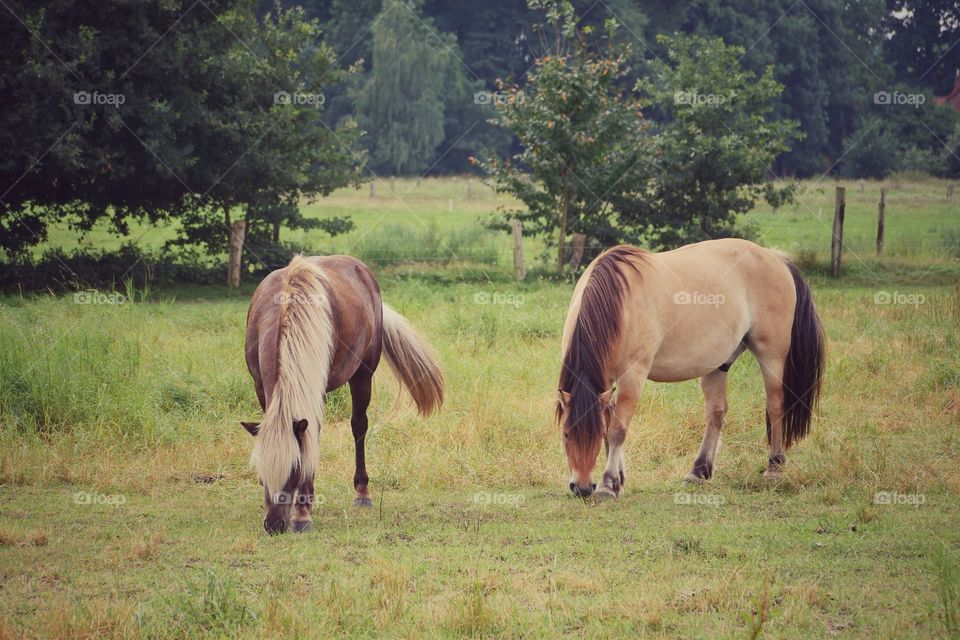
[762,469,783,481]
[292,520,313,533]
[684,472,706,485]
[593,487,619,501]
[354,497,373,508]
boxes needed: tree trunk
[569,233,587,271]
[227,217,246,288]
[557,171,570,272]
[272,220,280,243]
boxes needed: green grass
[2,177,960,638]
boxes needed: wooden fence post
[876,188,885,257]
[370,181,376,199]
[831,186,845,278]
[466,178,473,201]
[511,220,526,281]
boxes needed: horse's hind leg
[749,342,789,479]
[685,369,729,483]
[349,373,373,507]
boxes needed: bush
[0,244,225,293]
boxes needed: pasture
[2,177,959,638]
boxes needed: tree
[839,85,959,179]
[477,2,797,270]
[475,1,651,271]
[652,0,885,177]
[627,34,799,248]
[0,0,366,284]
[164,2,367,285]
[355,0,456,175]
[885,0,960,95]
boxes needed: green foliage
[476,1,650,270]
[0,0,366,260]
[839,86,959,179]
[356,0,456,175]
[630,34,799,248]
[478,5,798,264]
[884,0,960,95]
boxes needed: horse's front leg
[596,370,646,499]
[292,475,314,532]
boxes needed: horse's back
[246,255,384,395]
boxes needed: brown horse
[557,239,825,498]
[242,255,443,533]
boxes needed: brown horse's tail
[779,261,826,448]
[381,304,444,416]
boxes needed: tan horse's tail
[381,304,444,416]
[779,261,826,447]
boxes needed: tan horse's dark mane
[557,245,648,455]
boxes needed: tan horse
[242,255,443,533]
[557,239,825,498]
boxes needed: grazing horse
[556,239,825,498]
[242,255,443,533]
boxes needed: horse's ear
[598,389,614,408]
[241,421,260,436]
[293,418,309,438]
[557,390,571,407]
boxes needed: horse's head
[242,418,309,534]
[556,387,614,498]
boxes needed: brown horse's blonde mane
[251,255,334,498]
[557,245,647,456]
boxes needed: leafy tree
[884,0,960,95]
[164,2,367,283]
[475,1,651,271]
[478,2,797,270]
[628,34,799,248]
[0,0,365,284]
[656,0,885,177]
[839,86,960,179]
[355,0,456,175]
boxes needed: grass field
[2,177,960,638]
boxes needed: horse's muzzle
[570,482,596,498]
[264,518,287,535]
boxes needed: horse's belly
[645,319,747,382]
